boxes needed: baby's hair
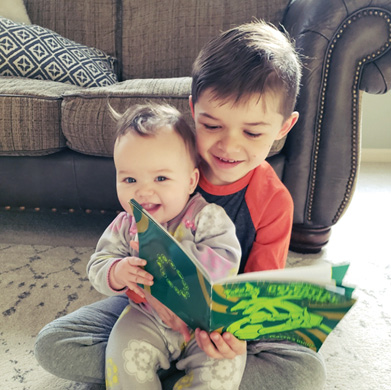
[110,102,198,167]
[192,20,302,119]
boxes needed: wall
[361,91,391,161]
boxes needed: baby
[87,103,245,389]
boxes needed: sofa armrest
[281,0,391,250]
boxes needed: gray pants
[34,294,326,390]
[107,303,246,389]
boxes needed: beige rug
[1,244,390,390]
[1,162,391,389]
[0,244,103,389]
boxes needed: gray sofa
[1,0,391,252]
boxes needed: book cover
[129,199,356,351]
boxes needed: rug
[0,244,103,390]
[1,243,390,389]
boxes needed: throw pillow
[0,17,118,87]
[0,0,31,24]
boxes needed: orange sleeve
[126,289,147,304]
[244,164,293,272]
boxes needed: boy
[89,103,245,389]
[35,21,326,389]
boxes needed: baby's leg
[105,304,172,390]
[175,338,247,390]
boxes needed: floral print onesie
[87,193,245,390]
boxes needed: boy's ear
[276,111,299,140]
[189,167,200,194]
[189,95,195,118]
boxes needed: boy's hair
[111,103,198,166]
[191,21,302,119]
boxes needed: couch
[1,0,390,252]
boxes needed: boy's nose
[218,133,240,153]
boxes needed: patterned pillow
[0,17,118,87]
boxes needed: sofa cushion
[121,0,291,79]
[0,77,83,156]
[62,78,194,157]
[62,77,286,158]
[0,17,118,87]
[24,0,117,65]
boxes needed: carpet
[0,244,103,389]
[1,162,391,389]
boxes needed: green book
[129,199,356,352]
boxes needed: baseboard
[361,149,391,163]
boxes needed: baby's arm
[179,203,241,280]
[87,212,153,298]
[177,203,246,356]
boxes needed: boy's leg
[162,341,326,390]
[241,341,327,390]
[106,304,172,390]
[34,294,128,384]
[174,338,246,390]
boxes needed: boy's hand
[195,328,247,359]
[109,257,154,298]
[144,292,192,343]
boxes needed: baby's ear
[276,111,299,140]
[189,167,200,194]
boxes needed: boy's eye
[203,124,220,130]
[156,176,167,182]
[125,177,136,183]
[244,131,262,138]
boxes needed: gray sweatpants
[34,294,327,389]
[106,303,246,389]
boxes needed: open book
[129,199,356,351]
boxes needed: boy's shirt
[196,161,293,273]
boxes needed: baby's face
[114,127,199,224]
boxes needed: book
[129,199,356,351]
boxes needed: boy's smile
[190,89,298,185]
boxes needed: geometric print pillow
[0,17,118,87]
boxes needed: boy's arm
[178,203,241,280]
[244,188,293,272]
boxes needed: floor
[1,161,390,389]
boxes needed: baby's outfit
[88,193,245,390]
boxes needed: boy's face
[114,127,199,224]
[190,89,298,185]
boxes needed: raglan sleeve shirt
[243,163,294,272]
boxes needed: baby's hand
[109,257,154,298]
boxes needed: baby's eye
[156,176,167,182]
[125,177,136,183]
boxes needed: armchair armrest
[282,0,391,251]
